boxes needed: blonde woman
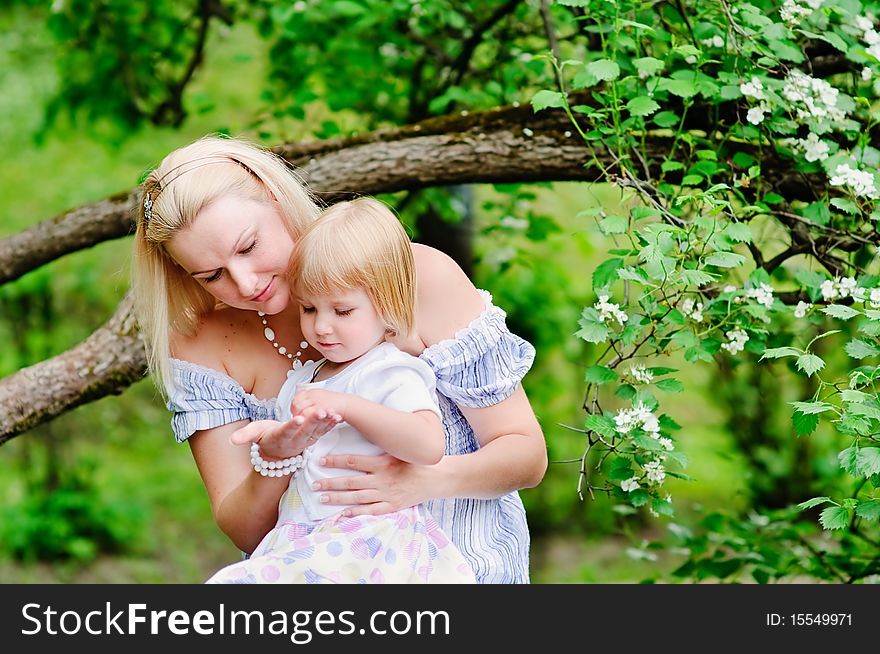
[133,135,546,583]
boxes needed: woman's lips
[252,277,274,302]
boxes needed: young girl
[206,199,476,583]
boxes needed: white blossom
[614,402,661,437]
[680,297,704,322]
[723,284,737,293]
[747,106,766,125]
[838,277,858,297]
[794,301,811,318]
[630,365,654,384]
[721,328,749,355]
[870,288,880,309]
[685,55,697,64]
[829,163,880,198]
[852,287,868,302]
[798,132,830,162]
[746,283,775,309]
[644,460,667,484]
[595,295,629,326]
[780,0,818,26]
[740,77,765,100]
[821,279,838,300]
[658,437,675,451]
[621,477,640,492]
[702,35,725,48]
[855,16,875,32]
[781,70,845,130]
[863,67,874,81]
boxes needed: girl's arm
[313,245,547,513]
[291,388,445,465]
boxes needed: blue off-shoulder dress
[167,291,536,583]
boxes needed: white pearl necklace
[258,311,309,369]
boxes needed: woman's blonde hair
[132,134,320,394]
[291,198,415,338]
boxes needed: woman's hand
[312,453,432,517]
[229,411,341,459]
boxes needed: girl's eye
[336,309,353,316]
[204,270,223,283]
[301,306,315,313]
[239,240,257,255]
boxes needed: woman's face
[165,195,295,315]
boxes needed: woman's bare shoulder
[171,306,257,370]
[411,243,485,345]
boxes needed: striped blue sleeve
[166,359,278,443]
[420,291,535,409]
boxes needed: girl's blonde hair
[132,134,320,395]
[291,198,415,337]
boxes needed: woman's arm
[314,245,547,513]
[188,421,290,554]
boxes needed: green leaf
[831,197,859,215]
[653,111,679,128]
[615,384,636,400]
[845,339,880,359]
[724,222,752,243]
[856,499,880,520]
[792,410,819,436]
[661,160,684,172]
[633,433,662,450]
[626,96,660,117]
[632,56,665,76]
[848,403,880,420]
[598,214,629,234]
[586,59,620,81]
[585,413,616,437]
[531,90,565,112]
[796,354,825,376]
[652,497,675,516]
[629,489,650,507]
[791,401,836,415]
[823,304,861,320]
[761,346,802,360]
[678,269,716,287]
[592,258,625,290]
[841,389,869,403]
[857,448,880,477]
[819,506,850,530]
[584,365,618,385]
[655,378,684,393]
[658,78,697,98]
[797,496,832,510]
[575,321,610,344]
[704,252,745,268]
[839,447,859,475]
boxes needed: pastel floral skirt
[205,504,476,584]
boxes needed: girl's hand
[291,388,350,424]
[311,453,432,517]
[229,412,341,459]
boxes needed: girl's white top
[276,341,441,522]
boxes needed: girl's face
[297,286,387,363]
[166,195,295,315]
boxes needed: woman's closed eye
[301,306,315,313]
[335,308,353,316]
[239,240,257,255]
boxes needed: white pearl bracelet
[250,443,305,478]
